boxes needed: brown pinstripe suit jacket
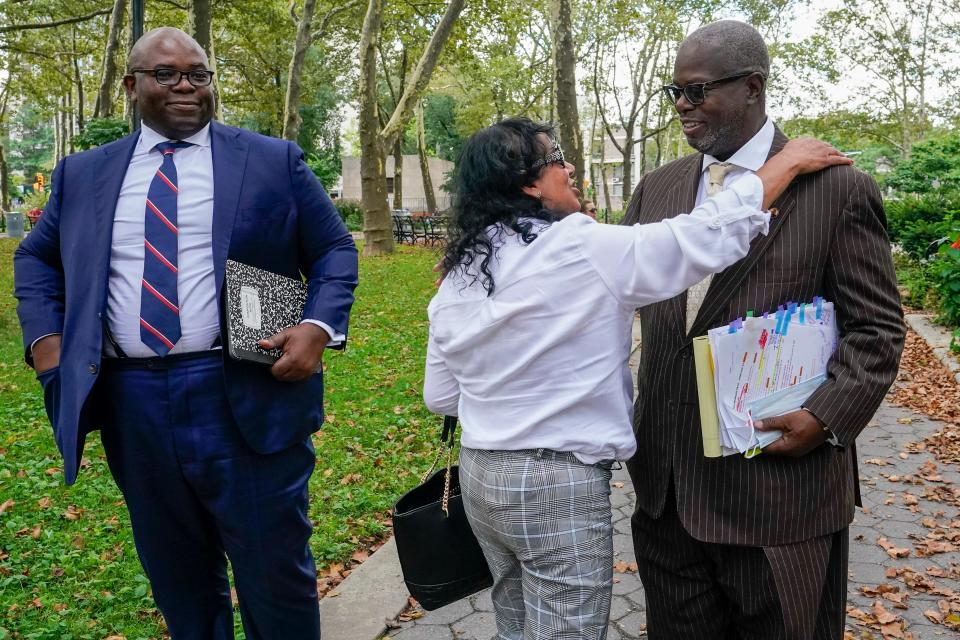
[623,129,905,547]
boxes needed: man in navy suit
[13,27,358,638]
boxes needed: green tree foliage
[401,93,463,161]
[6,105,54,177]
[306,150,341,190]
[885,191,960,259]
[885,132,960,194]
[782,0,960,157]
[934,230,960,328]
[71,117,129,150]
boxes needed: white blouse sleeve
[580,173,770,308]
[423,324,461,416]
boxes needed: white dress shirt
[97,122,341,358]
[424,175,770,463]
[697,117,774,204]
[106,123,219,357]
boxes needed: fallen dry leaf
[62,505,82,521]
[877,537,911,558]
[924,609,943,623]
[350,550,369,564]
[613,560,638,573]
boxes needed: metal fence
[388,195,452,214]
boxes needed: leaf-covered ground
[842,329,960,639]
[0,238,443,638]
[888,330,960,464]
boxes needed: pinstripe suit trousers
[632,485,848,640]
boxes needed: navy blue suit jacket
[14,121,359,485]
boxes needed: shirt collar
[134,121,212,156]
[702,117,775,174]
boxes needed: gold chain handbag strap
[419,416,458,517]
[419,415,458,484]
[441,443,454,516]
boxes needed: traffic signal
[36,173,44,190]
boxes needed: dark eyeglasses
[531,142,566,171]
[131,68,215,87]
[661,72,757,106]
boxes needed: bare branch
[0,8,112,34]
[311,0,363,41]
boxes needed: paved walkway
[385,351,960,639]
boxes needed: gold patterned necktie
[686,162,737,333]
[706,162,734,197]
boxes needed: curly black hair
[441,117,559,295]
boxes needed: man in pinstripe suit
[623,21,905,639]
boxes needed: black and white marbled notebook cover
[224,260,307,366]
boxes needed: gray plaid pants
[459,447,615,640]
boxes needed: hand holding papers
[693,298,838,458]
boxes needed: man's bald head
[123,27,215,140]
[670,20,770,160]
[128,27,208,72]
[678,20,769,80]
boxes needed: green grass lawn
[0,238,443,638]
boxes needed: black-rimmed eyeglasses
[131,68,215,87]
[531,142,566,171]
[661,72,758,106]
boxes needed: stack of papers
[693,298,838,458]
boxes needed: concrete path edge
[904,312,960,384]
[319,537,409,640]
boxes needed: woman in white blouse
[423,117,850,638]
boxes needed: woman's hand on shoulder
[777,137,853,176]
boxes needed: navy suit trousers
[97,352,320,639]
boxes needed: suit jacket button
[88,363,98,374]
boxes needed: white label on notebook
[239,286,263,330]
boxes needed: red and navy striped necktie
[140,140,192,356]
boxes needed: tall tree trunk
[0,144,9,212]
[188,0,220,120]
[392,139,403,210]
[94,0,125,118]
[188,0,214,60]
[360,0,465,256]
[358,0,392,256]
[417,101,437,214]
[621,136,633,206]
[54,107,63,164]
[600,161,613,213]
[587,105,597,203]
[73,54,85,133]
[549,0,584,193]
[67,89,75,154]
[127,9,137,127]
[282,0,317,141]
[391,48,408,210]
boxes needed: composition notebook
[224,259,308,365]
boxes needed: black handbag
[393,416,493,610]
